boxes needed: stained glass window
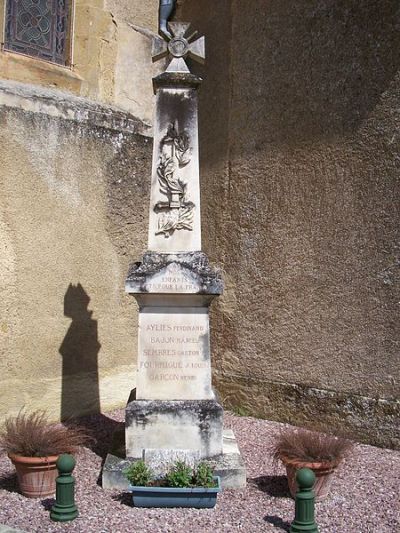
[4,0,71,65]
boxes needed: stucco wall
[0,81,152,421]
[178,0,400,447]
[0,1,398,447]
[0,0,159,124]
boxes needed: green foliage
[164,460,193,488]
[124,459,217,488]
[193,462,215,488]
[124,460,153,487]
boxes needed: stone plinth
[125,399,223,458]
[124,252,223,457]
[126,252,222,403]
[136,308,213,400]
[102,428,246,490]
[125,251,223,294]
[102,250,246,489]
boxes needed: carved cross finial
[152,22,205,74]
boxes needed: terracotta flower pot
[9,454,59,498]
[281,455,339,501]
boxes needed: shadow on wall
[228,0,400,147]
[179,0,400,148]
[59,283,101,421]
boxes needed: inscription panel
[136,307,213,400]
[144,263,201,294]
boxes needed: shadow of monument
[59,283,101,421]
[249,475,290,498]
[73,412,124,460]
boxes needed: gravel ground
[0,409,399,533]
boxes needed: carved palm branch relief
[155,122,195,238]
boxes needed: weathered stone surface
[217,374,400,449]
[0,0,159,121]
[136,307,213,400]
[143,448,201,477]
[126,251,223,294]
[0,90,152,421]
[0,79,151,136]
[125,399,224,458]
[148,82,202,252]
[102,428,246,490]
[1,1,398,451]
[178,0,400,448]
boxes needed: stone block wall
[0,0,160,124]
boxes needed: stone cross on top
[152,22,205,74]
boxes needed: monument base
[102,428,246,490]
[126,399,224,459]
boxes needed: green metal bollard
[290,468,319,533]
[50,454,78,522]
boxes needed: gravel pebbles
[0,409,399,533]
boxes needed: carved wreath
[155,123,195,238]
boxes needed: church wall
[0,0,159,124]
[0,1,398,448]
[0,81,152,421]
[203,0,399,448]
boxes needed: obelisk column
[148,22,205,252]
[124,22,224,458]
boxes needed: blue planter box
[129,477,221,508]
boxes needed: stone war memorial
[103,15,246,490]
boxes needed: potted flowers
[0,409,90,498]
[125,460,221,508]
[271,427,354,501]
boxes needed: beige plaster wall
[179,0,400,447]
[0,0,160,124]
[0,85,152,421]
[0,1,398,447]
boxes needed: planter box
[129,477,221,508]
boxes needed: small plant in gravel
[0,409,92,457]
[124,460,153,487]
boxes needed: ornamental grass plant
[271,427,354,465]
[0,409,92,457]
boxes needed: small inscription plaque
[144,263,201,294]
[136,307,213,400]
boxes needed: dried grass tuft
[271,427,354,465]
[0,409,93,457]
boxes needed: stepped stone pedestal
[102,21,245,490]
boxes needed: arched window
[4,0,72,66]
